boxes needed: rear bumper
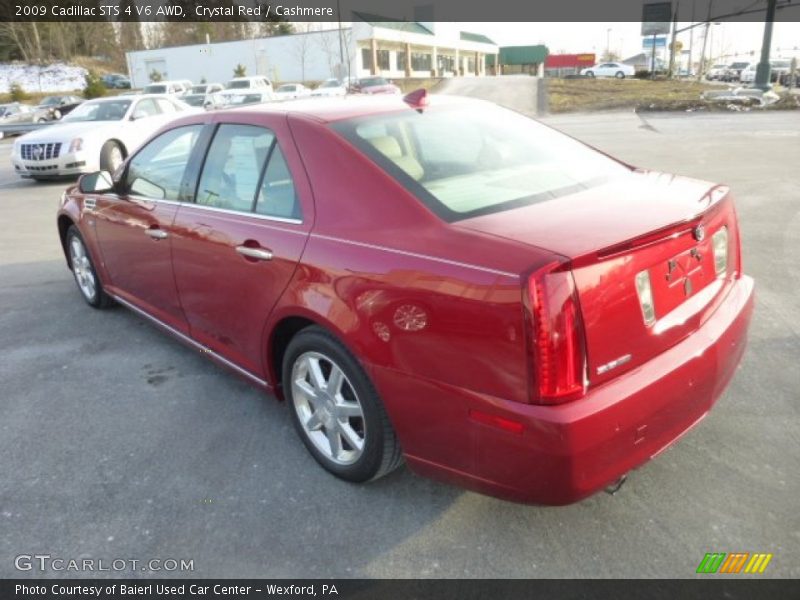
[373,275,754,505]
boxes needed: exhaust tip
[604,474,628,496]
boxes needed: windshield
[277,85,296,92]
[62,100,131,122]
[190,85,208,94]
[39,97,61,106]
[227,80,251,89]
[333,104,629,221]
[183,95,206,106]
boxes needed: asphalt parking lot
[1,110,798,579]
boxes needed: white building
[125,16,498,87]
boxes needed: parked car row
[709,59,794,84]
[0,96,84,138]
[121,76,399,110]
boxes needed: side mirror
[78,171,114,194]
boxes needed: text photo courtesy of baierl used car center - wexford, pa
[0,0,798,598]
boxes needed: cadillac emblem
[693,224,705,242]
[32,145,44,159]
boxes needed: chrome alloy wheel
[109,145,124,171]
[69,236,96,302]
[291,351,366,465]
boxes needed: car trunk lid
[456,171,741,386]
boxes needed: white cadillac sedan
[11,95,196,181]
[310,78,347,98]
[580,62,636,79]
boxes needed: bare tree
[292,24,313,82]
[316,28,339,78]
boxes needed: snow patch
[0,63,87,94]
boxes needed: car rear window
[333,104,629,221]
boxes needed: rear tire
[66,226,114,309]
[283,326,402,483]
[585,71,595,78]
[615,71,625,79]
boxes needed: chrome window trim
[178,201,303,225]
[111,293,269,388]
[111,194,302,225]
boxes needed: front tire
[99,141,124,173]
[615,71,625,79]
[585,71,595,78]
[283,326,402,483]
[66,226,113,309]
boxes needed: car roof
[219,93,482,124]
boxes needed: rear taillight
[711,226,729,277]
[527,265,587,404]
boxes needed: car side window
[126,125,202,200]
[156,98,177,114]
[195,124,274,213]
[255,144,300,220]
[132,99,159,120]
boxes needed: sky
[468,21,800,62]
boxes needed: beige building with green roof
[126,17,498,88]
[353,17,499,79]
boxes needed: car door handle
[235,246,273,261]
[145,228,168,240]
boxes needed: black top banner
[3,0,800,22]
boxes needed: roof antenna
[403,88,429,111]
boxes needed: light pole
[606,28,612,59]
[754,0,777,90]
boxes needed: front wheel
[66,226,114,308]
[615,71,625,79]
[99,141,124,173]
[585,71,595,78]
[283,326,402,483]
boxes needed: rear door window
[255,145,299,220]
[195,124,275,213]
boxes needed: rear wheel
[66,226,113,309]
[585,71,595,78]
[615,71,625,79]
[283,326,402,482]
[99,141,124,173]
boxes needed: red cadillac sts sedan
[56,92,754,505]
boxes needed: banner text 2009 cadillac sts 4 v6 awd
[56,92,754,505]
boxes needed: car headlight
[68,138,82,153]
[635,270,656,327]
[712,226,728,277]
